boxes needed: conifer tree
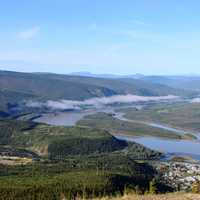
[149,178,157,194]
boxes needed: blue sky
[0,0,200,75]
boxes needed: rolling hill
[140,75,200,91]
[0,119,162,159]
[0,118,163,199]
[0,70,192,114]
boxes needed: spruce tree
[149,178,157,194]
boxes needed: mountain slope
[0,70,183,98]
[141,75,200,91]
[0,119,162,159]
[0,70,190,113]
[0,118,162,199]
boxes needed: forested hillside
[0,70,189,113]
[0,119,166,199]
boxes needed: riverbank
[29,108,200,161]
[24,102,198,141]
[118,102,200,135]
[116,135,200,161]
[77,112,187,140]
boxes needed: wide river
[34,106,200,160]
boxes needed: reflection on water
[33,105,140,126]
[33,110,97,126]
[33,104,200,160]
[116,135,200,160]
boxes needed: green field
[77,112,189,140]
[117,102,200,133]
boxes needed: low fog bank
[191,98,200,103]
[26,94,178,110]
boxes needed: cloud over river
[26,94,178,110]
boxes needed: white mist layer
[26,94,178,110]
[190,98,200,103]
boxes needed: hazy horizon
[2,68,200,77]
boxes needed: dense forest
[0,118,169,199]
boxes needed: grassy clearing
[0,156,32,165]
[96,193,200,200]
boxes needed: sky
[0,0,200,75]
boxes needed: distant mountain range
[69,71,145,79]
[0,70,196,114]
[70,72,200,91]
[140,75,200,91]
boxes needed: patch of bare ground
[97,193,200,200]
[0,156,32,165]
